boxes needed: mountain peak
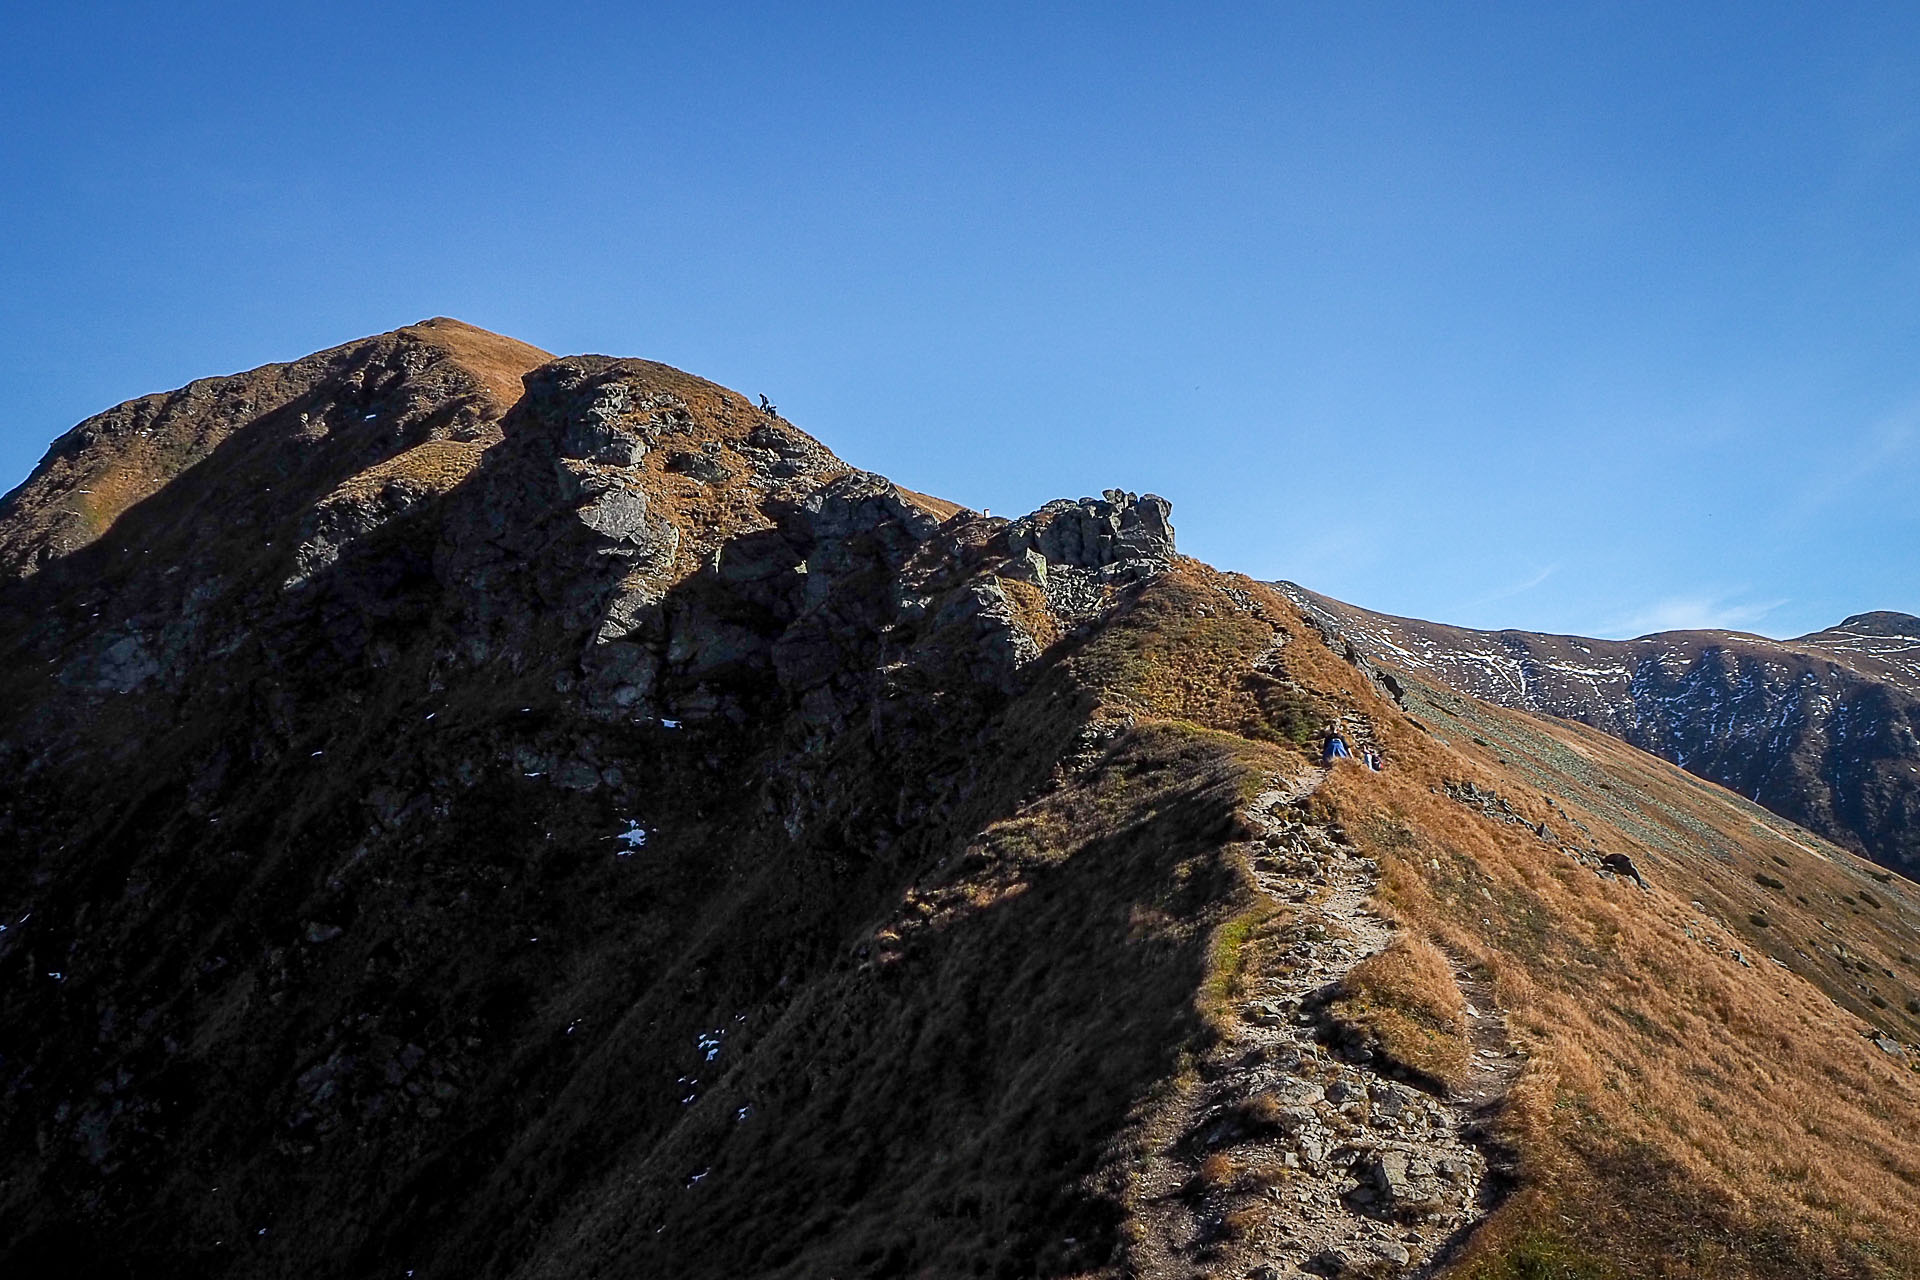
[0,321,551,578]
[1830,610,1920,639]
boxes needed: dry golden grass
[1201,898,1286,1031]
[1240,1159,1292,1192]
[2,319,551,575]
[1237,1091,1292,1129]
[1081,567,1920,1277]
[895,484,967,521]
[397,316,552,411]
[1000,576,1066,650]
[1218,1206,1263,1240]
[1196,1151,1237,1191]
[322,439,492,506]
[1328,935,1471,1092]
[1305,663,1920,1278]
[1070,566,1321,742]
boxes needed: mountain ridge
[3,323,1918,1280]
[1819,611,1920,641]
[1277,581,1920,877]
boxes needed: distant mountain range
[1278,583,1920,876]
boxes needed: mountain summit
[1815,611,1920,642]
[0,318,551,580]
[3,325,1918,1280]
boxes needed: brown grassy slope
[1262,604,1920,1278]
[0,318,549,577]
[1327,935,1473,1093]
[401,317,553,409]
[499,560,1308,1278]
[1388,674,1920,1047]
[1030,564,1920,1277]
[515,722,1271,1280]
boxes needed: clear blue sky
[3,3,1916,640]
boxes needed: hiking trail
[1125,765,1523,1279]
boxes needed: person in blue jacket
[1323,731,1351,764]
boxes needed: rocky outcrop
[1006,488,1175,578]
[999,488,1177,625]
[1278,583,1920,876]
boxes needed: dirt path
[1124,769,1522,1279]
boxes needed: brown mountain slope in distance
[1277,582,1920,879]
[1,328,1918,1280]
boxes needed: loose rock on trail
[1126,769,1523,1279]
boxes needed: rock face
[1006,489,1175,575]
[1277,583,1920,876]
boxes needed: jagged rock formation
[3,323,1920,1280]
[1006,489,1175,575]
[1277,583,1920,877]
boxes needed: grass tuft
[1325,935,1471,1093]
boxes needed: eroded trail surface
[1127,770,1522,1279]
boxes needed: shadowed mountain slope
[2,325,1918,1280]
[0,317,551,581]
[1278,583,1920,878]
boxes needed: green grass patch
[1458,1229,1622,1280]
[1202,901,1281,1030]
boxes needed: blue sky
[3,3,1916,639]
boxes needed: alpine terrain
[2,320,1918,1280]
[1277,584,1920,878]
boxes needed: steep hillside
[2,325,1918,1280]
[0,317,551,580]
[1278,583,1920,878]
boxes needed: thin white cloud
[1791,396,1920,517]
[1467,563,1558,609]
[1596,594,1790,640]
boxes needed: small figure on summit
[758,394,777,418]
[1323,732,1351,765]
